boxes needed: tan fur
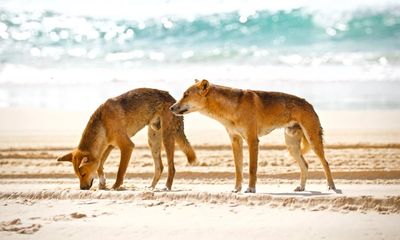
[57,88,196,190]
[170,79,335,193]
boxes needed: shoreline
[0,108,399,147]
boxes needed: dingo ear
[79,157,90,168]
[57,152,72,162]
[197,79,210,96]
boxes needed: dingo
[170,79,335,193]
[57,88,196,190]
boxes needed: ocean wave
[0,2,399,109]
[0,7,399,66]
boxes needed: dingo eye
[81,173,86,178]
[183,92,189,97]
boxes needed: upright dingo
[57,88,196,190]
[170,79,336,193]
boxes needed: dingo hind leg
[161,116,176,190]
[312,140,336,190]
[300,117,336,190]
[162,133,175,190]
[148,126,163,189]
[285,125,308,191]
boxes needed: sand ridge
[1,187,399,214]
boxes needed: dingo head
[170,79,211,115]
[57,150,98,190]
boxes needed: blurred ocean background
[0,0,399,110]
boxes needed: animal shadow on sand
[262,188,342,197]
[97,186,189,193]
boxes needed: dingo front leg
[112,134,134,190]
[229,132,243,193]
[97,145,113,190]
[245,135,259,193]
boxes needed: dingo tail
[175,117,197,165]
[301,135,311,155]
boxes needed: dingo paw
[232,186,242,193]
[294,186,305,192]
[244,187,256,193]
[112,185,126,191]
[98,183,107,190]
[328,185,336,191]
[188,160,200,166]
[329,185,342,194]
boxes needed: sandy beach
[1,0,400,238]
[0,108,399,239]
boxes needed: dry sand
[0,108,400,239]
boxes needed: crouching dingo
[57,88,196,190]
[170,79,336,193]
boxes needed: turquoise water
[0,0,399,109]
[1,8,399,66]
